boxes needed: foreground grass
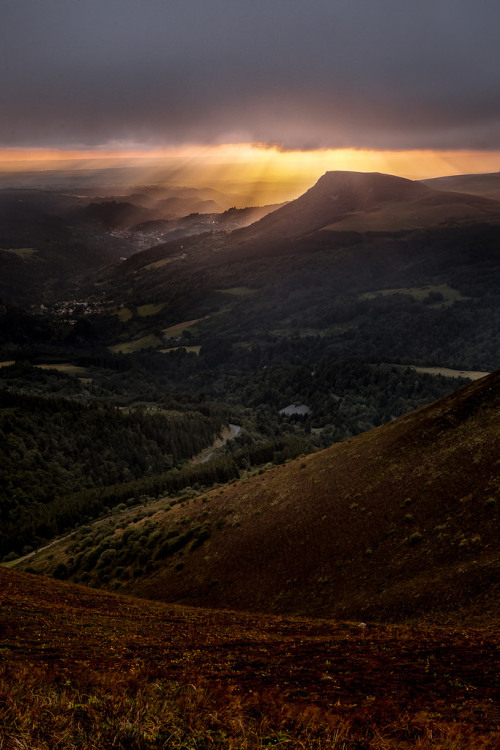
[1,664,495,750]
[0,567,499,749]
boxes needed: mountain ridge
[236,170,500,241]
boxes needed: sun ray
[1,144,499,204]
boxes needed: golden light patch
[0,144,499,205]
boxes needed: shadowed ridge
[239,170,431,239]
[311,170,429,201]
[234,169,500,243]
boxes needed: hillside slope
[1,566,499,747]
[93,171,500,362]
[22,372,500,625]
[236,170,500,240]
[423,172,500,202]
[120,371,499,623]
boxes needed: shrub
[409,531,423,546]
[52,562,69,579]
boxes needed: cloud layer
[2,0,499,150]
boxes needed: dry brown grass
[1,663,497,749]
[1,567,499,748]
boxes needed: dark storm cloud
[1,0,499,150]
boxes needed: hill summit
[241,170,428,239]
[240,169,500,240]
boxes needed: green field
[1,247,37,259]
[114,304,164,321]
[216,286,258,296]
[163,315,209,338]
[137,303,165,317]
[412,366,490,380]
[144,257,177,270]
[160,345,201,356]
[37,363,89,377]
[360,283,467,304]
[109,334,162,354]
[115,306,133,322]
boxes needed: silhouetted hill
[237,170,500,241]
[128,203,283,243]
[71,171,500,384]
[239,171,428,239]
[0,189,135,303]
[75,200,152,229]
[116,170,500,279]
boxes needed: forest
[0,354,465,559]
[0,383,229,557]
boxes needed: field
[412,366,490,380]
[109,334,163,354]
[322,197,500,232]
[163,316,209,338]
[137,303,166,317]
[1,567,499,749]
[1,247,37,258]
[144,257,178,271]
[360,284,466,304]
[160,345,201,355]
[115,306,134,322]
[113,303,166,321]
[216,286,258,296]
[36,363,89,377]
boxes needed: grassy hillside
[1,565,499,748]
[20,371,500,626]
[423,172,500,201]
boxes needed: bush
[52,562,69,579]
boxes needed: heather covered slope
[1,566,499,748]
[123,371,500,623]
[23,372,500,625]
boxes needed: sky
[1,0,500,198]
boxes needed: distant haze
[2,145,500,207]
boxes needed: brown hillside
[124,371,500,624]
[1,567,500,747]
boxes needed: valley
[1,169,499,747]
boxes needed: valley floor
[1,567,499,748]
